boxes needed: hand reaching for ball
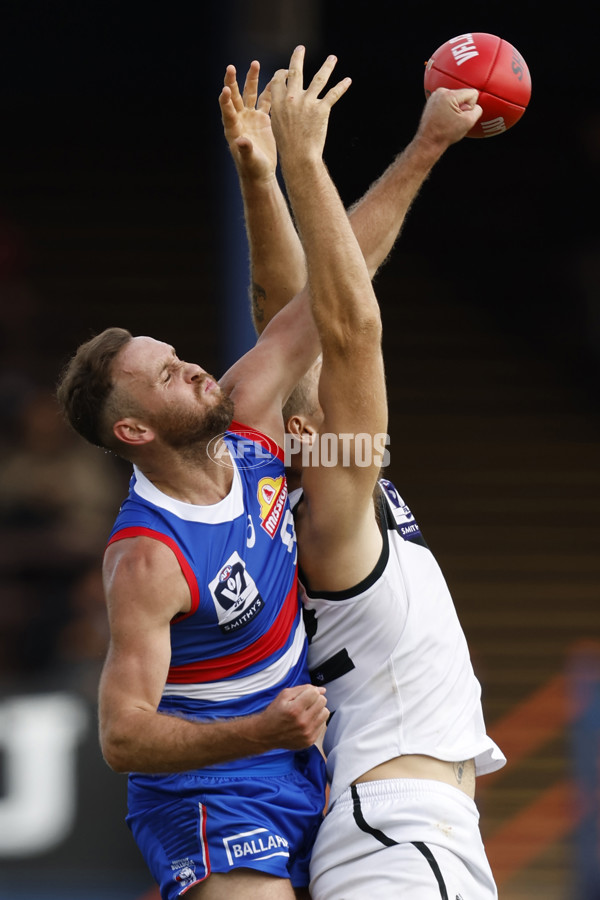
[417,86,483,148]
[424,32,531,138]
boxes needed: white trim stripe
[198,801,209,877]
[162,619,306,702]
[132,461,245,523]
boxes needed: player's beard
[155,390,235,455]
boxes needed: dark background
[0,3,598,898]
[0,1,598,388]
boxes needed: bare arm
[217,65,482,462]
[348,87,483,278]
[270,48,386,588]
[218,67,323,445]
[219,61,307,331]
[218,285,319,445]
[99,537,328,773]
[221,60,482,333]
[269,52,482,591]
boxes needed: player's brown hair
[56,327,133,450]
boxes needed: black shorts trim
[413,841,449,900]
[351,784,398,847]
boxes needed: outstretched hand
[270,45,352,166]
[219,60,277,181]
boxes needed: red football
[424,32,532,138]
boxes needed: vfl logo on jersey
[209,551,264,634]
[257,476,288,538]
[380,478,423,542]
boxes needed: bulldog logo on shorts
[170,857,197,888]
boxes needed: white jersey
[293,479,506,806]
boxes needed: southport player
[223,49,506,899]
[56,51,356,900]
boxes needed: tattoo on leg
[251,282,266,323]
[453,761,465,784]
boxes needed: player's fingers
[218,85,229,107]
[223,64,244,112]
[301,686,327,710]
[269,67,289,105]
[218,86,235,121]
[234,135,254,156]
[223,64,236,89]
[466,102,483,123]
[451,87,480,108]
[242,59,260,108]
[257,82,272,115]
[286,44,306,93]
[286,684,326,706]
[305,53,338,98]
[321,76,352,110]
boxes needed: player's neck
[285,465,302,493]
[140,447,235,506]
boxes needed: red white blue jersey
[107,422,306,770]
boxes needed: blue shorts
[126,747,326,900]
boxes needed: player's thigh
[184,869,298,899]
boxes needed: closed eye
[157,348,180,385]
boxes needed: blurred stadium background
[0,2,599,897]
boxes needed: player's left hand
[219,60,277,181]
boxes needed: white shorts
[309,779,498,900]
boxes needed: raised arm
[270,47,387,587]
[218,59,482,455]
[348,87,483,278]
[219,61,307,331]
[218,62,325,445]
[270,51,481,591]
[219,284,319,445]
[221,59,482,334]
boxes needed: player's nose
[184,362,204,382]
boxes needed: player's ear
[113,418,155,446]
[286,414,317,444]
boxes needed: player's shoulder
[104,534,189,619]
[104,533,181,584]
